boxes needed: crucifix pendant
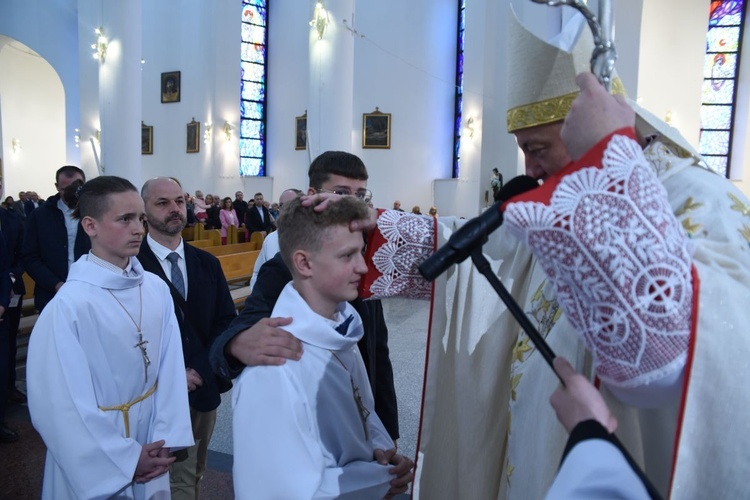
[350,378,370,440]
[134,332,151,383]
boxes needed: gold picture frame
[161,71,181,103]
[362,107,391,149]
[187,118,200,153]
[141,121,153,155]
[295,111,307,150]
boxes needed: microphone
[418,175,539,281]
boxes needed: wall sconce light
[74,128,80,148]
[223,122,233,141]
[466,117,475,139]
[11,138,21,153]
[94,129,101,145]
[309,1,329,40]
[204,123,212,144]
[91,26,108,62]
[664,110,677,127]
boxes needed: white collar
[147,233,185,262]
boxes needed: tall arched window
[240,1,268,176]
[699,0,747,177]
[452,0,466,178]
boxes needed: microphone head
[495,175,539,203]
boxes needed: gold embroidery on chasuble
[675,197,704,218]
[729,192,750,217]
[740,225,750,245]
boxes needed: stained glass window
[240,1,268,176]
[699,0,747,177]
[452,0,466,178]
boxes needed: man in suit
[0,180,26,443]
[22,166,90,312]
[24,192,42,217]
[244,192,273,234]
[11,192,27,221]
[139,177,236,500]
[232,191,248,228]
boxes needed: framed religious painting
[295,111,307,150]
[186,118,200,153]
[141,121,153,155]
[161,71,181,103]
[362,107,391,149]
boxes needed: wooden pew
[249,231,265,249]
[218,250,259,285]
[188,239,215,249]
[202,242,257,257]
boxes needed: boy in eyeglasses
[211,151,401,446]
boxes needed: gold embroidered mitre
[506,9,626,133]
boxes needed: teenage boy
[211,151,399,441]
[232,196,412,498]
[27,176,193,499]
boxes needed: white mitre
[505,7,702,162]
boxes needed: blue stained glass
[707,26,740,52]
[452,0,466,178]
[241,42,267,63]
[241,120,263,138]
[703,156,728,176]
[241,81,265,102]
[459,8,465,31]
[240,101,264,120]
[241,62,266,83]
[241,24,267,45]
[704,52,737,78]
[240,158,263,177]
[701,104,732,130]
[699,130,730,155]
[710,0,744,26]
[240,139,263,157]
[241,4,267,25]
[702,79,735,103]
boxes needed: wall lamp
[309,1,329,40]
[11,138,21,153]
[466,116,475,139]
[204,122,212,144]
[223,122,233,141]
[91,26,108,62]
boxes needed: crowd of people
[185,190,280,244]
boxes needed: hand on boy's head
[549,356,618,434]
[134,440,174,483]
[300,192,378,232]
[227,317,302,367]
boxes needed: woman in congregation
[219,196,239,245]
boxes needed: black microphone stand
[470,247,564,386]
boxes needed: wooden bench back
[188,239,215,248]
[202,242,257,257]
[217,250,259,284]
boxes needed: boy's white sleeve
[27,300,142,498]
[232,366,392,499]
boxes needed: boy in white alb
[27,176,194,499]
[232,196,413,499]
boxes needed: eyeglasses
[316,188,373,204]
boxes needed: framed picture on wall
[161,71,181,103]
[362,107,391,149]
[187,118,200,153]
[295,111,307,150]
[141,121,153,155]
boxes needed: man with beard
[138,177,236,500]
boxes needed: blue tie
[166,252,186,299]
[335,314,354,336]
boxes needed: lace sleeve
[504,132,693,388]
[360,209,436,300]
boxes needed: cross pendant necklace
[107,285,149,383]
[330,351,370,440]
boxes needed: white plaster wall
[0,41,66,198]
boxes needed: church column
[98,0,143,185]
[307,0,355,155]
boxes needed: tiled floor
[0,297,430,499]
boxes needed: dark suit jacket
[233,199,248,227]
[24,199,42,217]
[245,204,274,233]
[21,194,91,312]
[138,240,236,412]
[11,201,26,221]
[0,209,26,305]
[210,253,400,439]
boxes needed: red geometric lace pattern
[504,135,691,387]
[369,211,434,300]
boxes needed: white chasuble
[364,134,750,499]
[232,283,394,499]
[27,255,193,500]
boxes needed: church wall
[0,42,66,198]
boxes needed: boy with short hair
[27,176,194,499]
[232,196,413,499]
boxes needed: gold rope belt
[98,381,158,438]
